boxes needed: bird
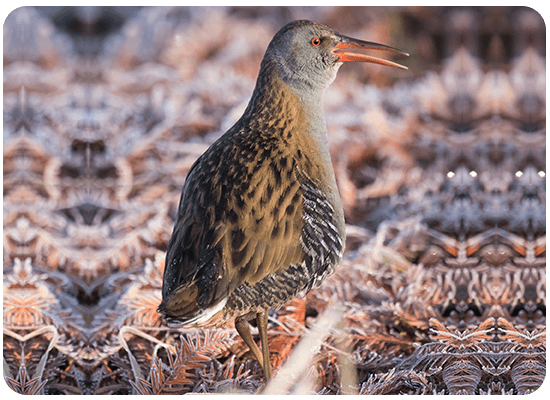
[158,19,407,380]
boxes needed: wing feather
[159,134,307,322]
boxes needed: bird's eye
[311,37,321,47]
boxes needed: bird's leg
[235,315,264,374]
[256,309,272,380]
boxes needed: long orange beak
[332,35,409,69]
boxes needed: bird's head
[263,20,408,94]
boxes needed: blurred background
[3,6,546,395]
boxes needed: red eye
[311,37,321,46]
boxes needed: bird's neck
[244,61,331,156]
[239,60,344,235]
[241,61,340,213]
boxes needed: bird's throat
[253,63,330,147]
[242,62,338,193]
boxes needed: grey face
[261,20,408,96]
[266,21,343,93]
